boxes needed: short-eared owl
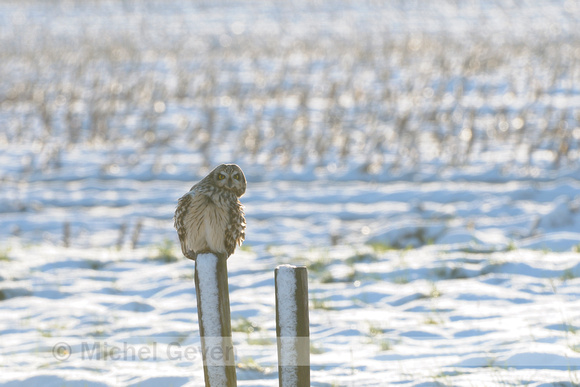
[174,164,246,260]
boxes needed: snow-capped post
[275,265,310,387]
[194,253,237,387]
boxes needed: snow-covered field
[1,244,580,386]
[1,1,580,386]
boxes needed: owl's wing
[174,191,196,260]
[224,200,246,257]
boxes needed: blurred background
[1,0,579,250]
[2,4,580,385]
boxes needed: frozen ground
[1,0,580,386]
[0,243,579,386]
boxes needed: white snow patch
[196,253,227,387]
[276,264,298,386]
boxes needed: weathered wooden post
[194,253,237,387]
[275,265,310,387]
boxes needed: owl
[174,164,246,261]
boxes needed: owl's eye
[217,173,226,180]
[233,174,240,180]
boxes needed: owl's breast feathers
[174,188,246,260]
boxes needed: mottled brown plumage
[174,164,246,260]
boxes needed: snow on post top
[276,264,299,385]
[276,264,299,336]
[275,265,301,337]
[196,253,222,337]
[195,253,227,386]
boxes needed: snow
[275,265,298,385]
[196,253,228,387]
[1,243,579,385]
[1,0,580,386]
[275,265,298,336]
[196,254,222,340]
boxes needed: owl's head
[211,164,246,197]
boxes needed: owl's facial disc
[215,171,242,193]
[211,164,246,197]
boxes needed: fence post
[194,253,237,387]
[275,265,310,387]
